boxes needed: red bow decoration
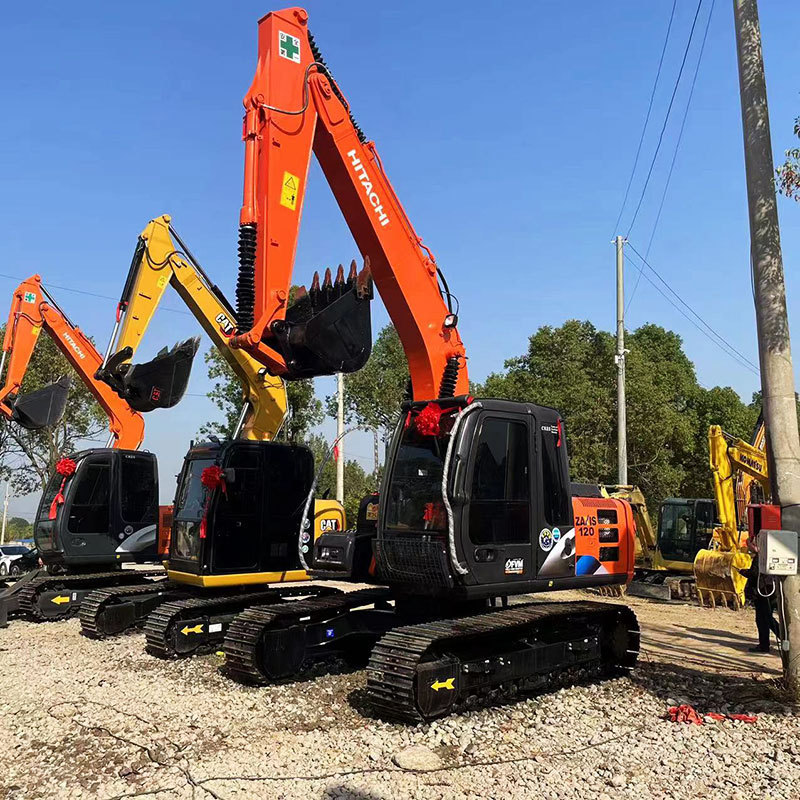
[48,457,77,520]
[201,465,227,496]
[415,403,444,437]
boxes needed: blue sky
[1,1,798,516]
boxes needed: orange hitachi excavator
[0,276,165,624]
[166,8,639,722]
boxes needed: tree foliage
[303,433,376,523]
[0,326,106,494]
[776,116,800,201]
[478,320,759,510]
[329,324,409,442]
[198,347,322,442]
[3,516,33,540]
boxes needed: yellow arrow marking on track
[181,624,204,636]
[51,595,71,605]
[431,678,455,692]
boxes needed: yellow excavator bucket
[693,546,751,609]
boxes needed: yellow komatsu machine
[693,423,770,609]
[80,215,344,652]
[603,485,701,601]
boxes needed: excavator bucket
[99,337,200,413]
[9,375,71,430]
[693,548,751,609]
[273,259,373,381]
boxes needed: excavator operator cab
[361,398,632,599]
[167,439,321,584]
[657,498,716,564]
[33,449,158,571]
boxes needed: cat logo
[215,312,235,337]
[320,519,340,532]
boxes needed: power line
[625,241,759,376]
[0,272,192,317]
[625,0,706,237]
[612,0,678,236]
[626,0,716,312]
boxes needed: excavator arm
[708,423,770,551]
[0,276,144,448]
[231,7,468,400]
[694,424,770,608]
[98,215,288,440]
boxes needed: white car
[0,545,31,577]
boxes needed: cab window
[469,418,530,545]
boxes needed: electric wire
[625,0,706,238]
[625,242,759,376]
[611,0,678,236]
[626,0,716,312]
[0,272,192,317]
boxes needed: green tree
[303,433,375,523]
[327,324,409,442]
[198,347,322,441]
[477,319,757,511]
[776,115,800,201]
[0,327,106,494]
[4,516,33,540]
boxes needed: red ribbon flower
[48,457,78,520]
[201,465,226,495]
[415,403,444,437]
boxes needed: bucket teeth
[348,260,357,282]
[335,264,346,298]
[290,256,374,316]
[357,256,373,300]
[311,271,321,294]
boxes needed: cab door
[460,412,533,586]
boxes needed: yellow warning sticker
[157,275,168,289]
[431,678,455,692]
[280,171,299,211]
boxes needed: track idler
[272,259,374,380]
[97,337,200,412]
[9,375,71,429]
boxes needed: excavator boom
[0,276,144,449]
[694,424,770,608]
[98,215,288,441]
[231,8,467,399]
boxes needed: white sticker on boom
[208,623,223,634]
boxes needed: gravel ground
[0,591,797,800]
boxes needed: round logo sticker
[539,528,554,552]
[301,531,311,543]
[552,527,561,542]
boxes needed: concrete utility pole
[734,0,800,694]
[615,235,628,485]
[336,372,345,504]
[0,482,8,545]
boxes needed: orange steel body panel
[0,276,145,449]
[572,496,635,581]
[234,7,467,400]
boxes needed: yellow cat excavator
[80,215,344,649]
[694,423,770,608]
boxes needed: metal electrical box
[758,530,799,576]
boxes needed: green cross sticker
[279,31,301,63]
[23,292,36,303]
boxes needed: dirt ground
[0,591,796,800]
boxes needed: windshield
[384,422,449,533]
[659,501,694,561]
[174,458,214,520]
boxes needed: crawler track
[367,601,640,723]
[80,581,174,638]
[144,585,342,659]
[17,570,164,622]
[223,588,394,684]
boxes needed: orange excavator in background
[164,7,641,722]
[0,276,144,448]
[0,276,166,625]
